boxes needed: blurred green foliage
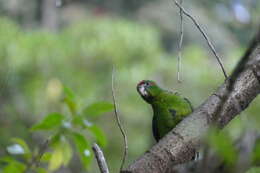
[0,15,260,172]
[1,85,113,172]
[0,16,164,172]
[252,139,260,165]
[246,167,260,173]
[206,128,238,165]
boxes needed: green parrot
[137,80,193,142]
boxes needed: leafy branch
[1,86,114,173]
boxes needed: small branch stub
[92,143,110,173]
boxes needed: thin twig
[111,67,128,171]
[24,138,50,172]
[35,139,50,167]
[174,0,228,79]
[92,143,110,173]
[177,0,184,83]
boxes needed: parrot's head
[137,80,161,103]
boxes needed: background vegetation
[0,0,260,172]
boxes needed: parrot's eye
[145,82,152,87]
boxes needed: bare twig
[35,139,50,167]
[92,143,110,173]
[24,138,50,172]
[174,0,228,79]
[177,0,184,83]
[112,67,128,171]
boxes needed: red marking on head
[137,80,156,87]
[137,80,146,86]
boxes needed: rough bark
[122,29,260,173]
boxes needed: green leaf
[31,113,65,131]
[48,136,72,171]
[64,97,77,115]
[63,86,76,100]
[48,147,63,171]
[50,133,62,145]
[89,125,107,147]
[3,160,26,173]
[61,138,73,166]
[83,101,114,117]
[40,152,52,162]
[63,87,77,115]
[70,132,92,168]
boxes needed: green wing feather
[151,91,192,141]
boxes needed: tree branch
[92,143,110,173]
[121,29,260,173]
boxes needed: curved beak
[137,84,148,97]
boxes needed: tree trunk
[41,0,59,31]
